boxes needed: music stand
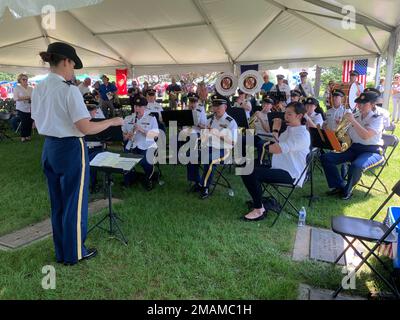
[227,107,248,128]
[86,122,133,245]
[161,110,194,127]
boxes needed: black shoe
[326,188,343,196]
[189,183,202,193]
[81,248,98,261]
[200,187,209,199]
[240,211,267,222]
[145,179,153,191]
[342,192,353,201]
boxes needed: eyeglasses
[21,78,28,81]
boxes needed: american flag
[342,59,368,87]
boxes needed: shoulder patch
[372,114,381,118]
[226,116,233,122]
[63,80,72,86]
[207,114,214,120]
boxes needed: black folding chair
[331,180,400,298]
[358,134,399,197]
[262,153,313,227]
[384,122,396,135]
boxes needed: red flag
[116,69,128,95]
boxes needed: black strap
[299,84,307,97]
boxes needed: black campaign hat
[354,92,377,104]
[332,89,345,97]
[133,96,148,107]
[46,42,83,69]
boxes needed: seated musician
[253,96,274,164]
[182,92,207,136]
[146,88,165,131]
[234,89,252,120]
[122,96,159,190]
[187,95,238,199]
[304,97,324,129]
[323,89,345,131]
[290,90,302,103]
[364,87,391,130]
[321,92,384,200]
[241,102,310,221]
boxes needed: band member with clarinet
[241,102,310,221]
[122,96,159,190]
[295,71,315,98]
[304,97,324,129]
[31,42,124,265]
[321,92,384,200]
[187,95,238,199]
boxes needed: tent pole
[375,56,382,87]
[314,65,322,98]
[383,26,400,111]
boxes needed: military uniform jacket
[205,112,238,149]
[325,105,345,131]
[348,111,383,146]
[122,112,159,150]
[295,82,315,97]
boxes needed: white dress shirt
[204,112,238,149]
[324,105,345,131]
[122,112,159,150]
[13,84,33,113]
[31,73,90,138]
[348,111,383,146]
[271,125,310,187]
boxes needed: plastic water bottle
[298,207,306,227]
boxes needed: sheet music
[90,152,141,171]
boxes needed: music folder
[227,107,248,128]
[309,126,341,152]
[267,112,286,134]
[161,110,194,127]
[85,119,123,142]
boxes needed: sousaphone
[215,72,238,97]
[238,70,263,95]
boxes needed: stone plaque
[310,228,346,265]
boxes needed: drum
[348,82,363,111]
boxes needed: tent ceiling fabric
[0,0,398,75]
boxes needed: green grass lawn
[0,122,399,299]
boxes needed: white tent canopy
[0,0,399,77]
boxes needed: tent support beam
[364,25,382,54]
[375,55,382,87]
[265,0,377,55]
[383,25,400,110]
[192,0,234,64]
[66,11,132,69]
[47,36,124,64]
[234,10,284,62]
[94,22,207,36]
[0,36,43,50]
[145,30,180,64]
[302,0,394,33]
[35,16,50,46]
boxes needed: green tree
[0,72,16,82]
[320,66,342,89]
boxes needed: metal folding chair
[331,180,400,298]
[0,111,12,141]
[262,153,313,227]
[358,134,399,197]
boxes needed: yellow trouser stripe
[363,157,385,171]
[77,138,85,260]
[203,150,231,187]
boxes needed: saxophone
[335,107,360,152]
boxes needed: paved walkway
[0,198,121,251]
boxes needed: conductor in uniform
[321,92,384,200]
[31,42,124,265]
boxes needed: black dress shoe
[342,192,353,201]
[81,248,98,261]
[145,179,153,191]
[200,187,209,199]
[326,188,343,196]
[241,212,266,222]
